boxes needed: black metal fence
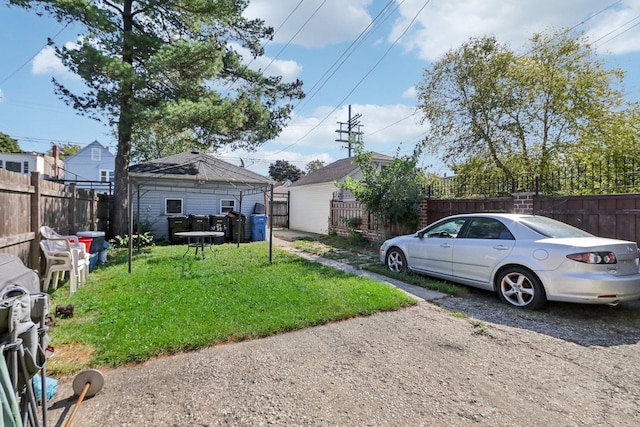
[53,179,114,195]
[427,159,640,198]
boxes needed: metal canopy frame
[126,157,275,273]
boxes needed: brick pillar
[361,210,370,230]
[512,192,535,214]
[419,197,430,228]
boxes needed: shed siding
[289,182,336,234]
[133,181,266,240]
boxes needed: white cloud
[394,0,640,61]
[247,55,303,83]
[31,43,80,79]
[245,0,374,48]
[230,42,303,83]
[402,86,417,99]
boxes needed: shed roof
[129,151,273,185]
[290,152,393,187]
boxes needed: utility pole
[335,105,363,157]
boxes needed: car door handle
[493,245,510,251]
[440,243,452,248]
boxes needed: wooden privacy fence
[0,169,110,270]
[330,192,640,245]
[270,192,289,229]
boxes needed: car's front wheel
[496,267,546,309]
[386,247,407,273]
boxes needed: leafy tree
[305,159,325,173]
[339,141,425,233]
[0,132,20,152]
[10,0,304,235]
[268,160,305,182]
[48,143,81,160]
[416,30,632,181]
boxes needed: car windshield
[519,216,593,238]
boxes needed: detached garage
[288,153,392,234]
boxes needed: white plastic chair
[39,226,90,263]
[39,239,87,294]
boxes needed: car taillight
[566,252,617,264]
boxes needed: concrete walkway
[271,229,447,302]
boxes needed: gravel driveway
[44,237,640,426]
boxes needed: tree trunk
[112,0,135,237]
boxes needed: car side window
[463,218,513,240]
[424,219,466,238]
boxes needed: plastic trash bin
[209,215,226,244]
[226,211,249,242]
[189,214,209,231]
[253,203,266,214]
[168,216,189,243]
[250,215,268,242]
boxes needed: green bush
[110,232,154,249]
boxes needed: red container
[78,237,92,253]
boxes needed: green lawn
[47,241,416,377]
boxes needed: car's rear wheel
[496,267,546,309]
[386,247,407,273]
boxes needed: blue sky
[1,0,639,177]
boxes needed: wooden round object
[72,368,105,398]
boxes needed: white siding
[288,182,337,234]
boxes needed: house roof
[65,140,113,161]
[290,152,394,187]
[129,151,273,185]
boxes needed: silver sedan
[379,213,640,309]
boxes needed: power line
[366,112,419,137]
[260,0,329,75]
[271,0,431,156]
[221,0,306,96]
[291,0,400,114]
[591,14,640,48]
[0,22,70,86]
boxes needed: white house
[0,150,63,180]
[63,140,115,192]
[128,151,273,242]
[288,153,393,234]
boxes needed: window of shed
[5,161,21,173]
[220,199,235,213]
[91,148,101,161]
[166,199,183,215]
